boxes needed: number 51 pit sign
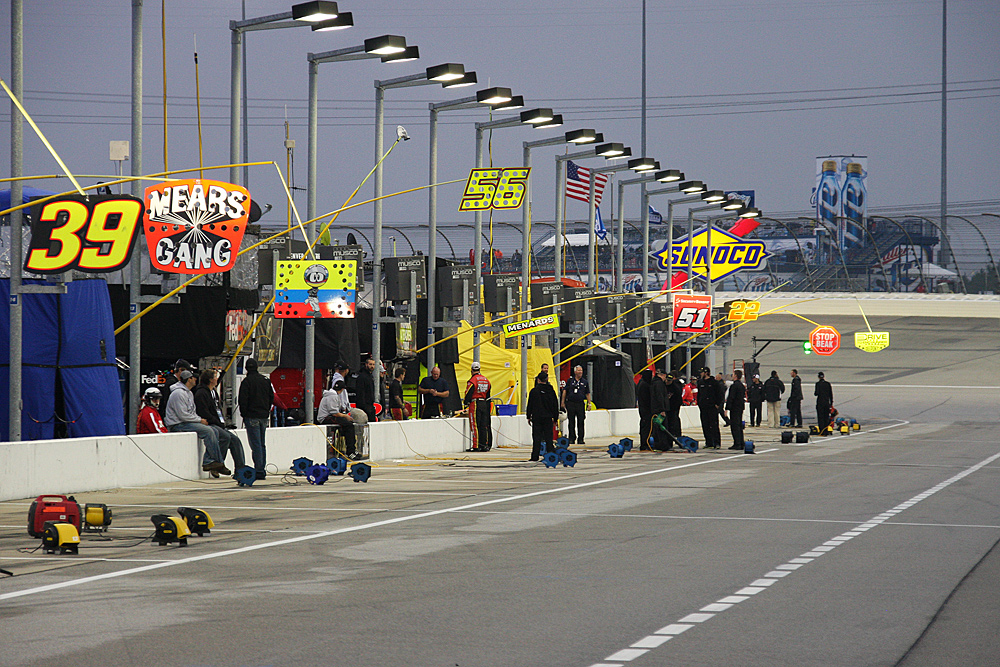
[673,294,712,334]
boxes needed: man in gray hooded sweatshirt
[165,370,228,475]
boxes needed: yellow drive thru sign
[854,331,890,353]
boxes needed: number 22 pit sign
[673,294,712,334]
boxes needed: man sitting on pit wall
[318,379,356,457]
[194,369,246,472]
[164,369,229,477]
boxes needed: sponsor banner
[654,226,770,283]
[459,167,530,212]
[25,194,144,274]
[855,331,890,353]
[672,294,712,334]
[502,313,560,338]
[144,179,250,274]
[274,260,357,319]
[809,325,841,356]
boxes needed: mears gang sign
[143,179,251,274]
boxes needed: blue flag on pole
[595,206,607,241]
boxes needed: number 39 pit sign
[673,294,713,334]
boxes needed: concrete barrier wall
[0,426,327,502]
[0,410,708,501]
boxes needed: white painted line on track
[588,448,1000,667]
[0,450,771,601]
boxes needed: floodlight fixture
[679,180,705,193]
[739,206,761,218]
[628,157,659,172]
[655,169,682,182]
[311,12,353,31]
[476,87,513,105]
[595,142,626,157]
[701,190,726,202]
[491,95,524,110]
[364,35,407,55]
[426,63,465,82]
[520,108,554,124]
[565,128,598,144]
[534,114,563,129]
[381,45,419,63]
[442,71,477,88]
[293,1,339,22]
[720,198,744,210]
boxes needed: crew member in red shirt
[464,361,493,452]
[137,387,168,434]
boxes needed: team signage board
[459,168,530,212]
[274,260,357,319]
[144,179,251,274]
[502,313,559,338]
[672,294,713,334]
[855,331,889,353]
[653,226,770,283]
[25,194,144,274]
[809,325,841,356]
[724,300,761,322]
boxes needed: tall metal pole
[640,0,648,297]
[616,181,626,293]
[304,60,319,423]
[554,159,564,283]
[427,108,439,370]
[939,0,949,268]
[9,0,24,441]
[372,85,385,399]
[372,88,385,392]
[229,23,242,187]
[520,145,532,410]
[128,0,143,434]
[587,176,597,288]
[472,127,484,362]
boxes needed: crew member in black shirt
[418,366,450,418]
[815,371,834,430]
[636,370,653,450]
[696,367,723,449]
[526,373,560,461]
[726,370,747,451]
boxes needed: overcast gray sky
[3,1,998,250]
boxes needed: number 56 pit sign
[459,168,529,212]
[673,294,713,333]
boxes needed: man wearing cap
[164,369,228,476]
[238,357,273,479]
[318,379,356,457]
[418,366,450,418]
[562,365,591,445]
[464,362,493,452]
[764,370,786,428]
[815,372,834,430]
[160,359,195,420]
[526,372,559,461]
[666,371,685,447]
[747,375,764,427]
[696,367,724,449]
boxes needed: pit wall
[0,408,701,502]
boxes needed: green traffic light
[803,341,812,354]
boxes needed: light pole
[304,34,415,423]
[469,108,562,364]
[687,201,755,370]
[518,129,602,406]
[585,157,659,290]
[424,84,518,369]
[230,1,353,187]
[614,168,683,293]
[370,64,471,387]
[553,143,630,282]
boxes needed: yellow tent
[454,319,554,411]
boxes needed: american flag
[566,160,610,204]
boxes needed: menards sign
[502,314,559,338]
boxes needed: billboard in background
[811,156,868,250]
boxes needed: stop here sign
[809,325,841,356]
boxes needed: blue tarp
[0,186,57,211]
[1,278,125,441]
